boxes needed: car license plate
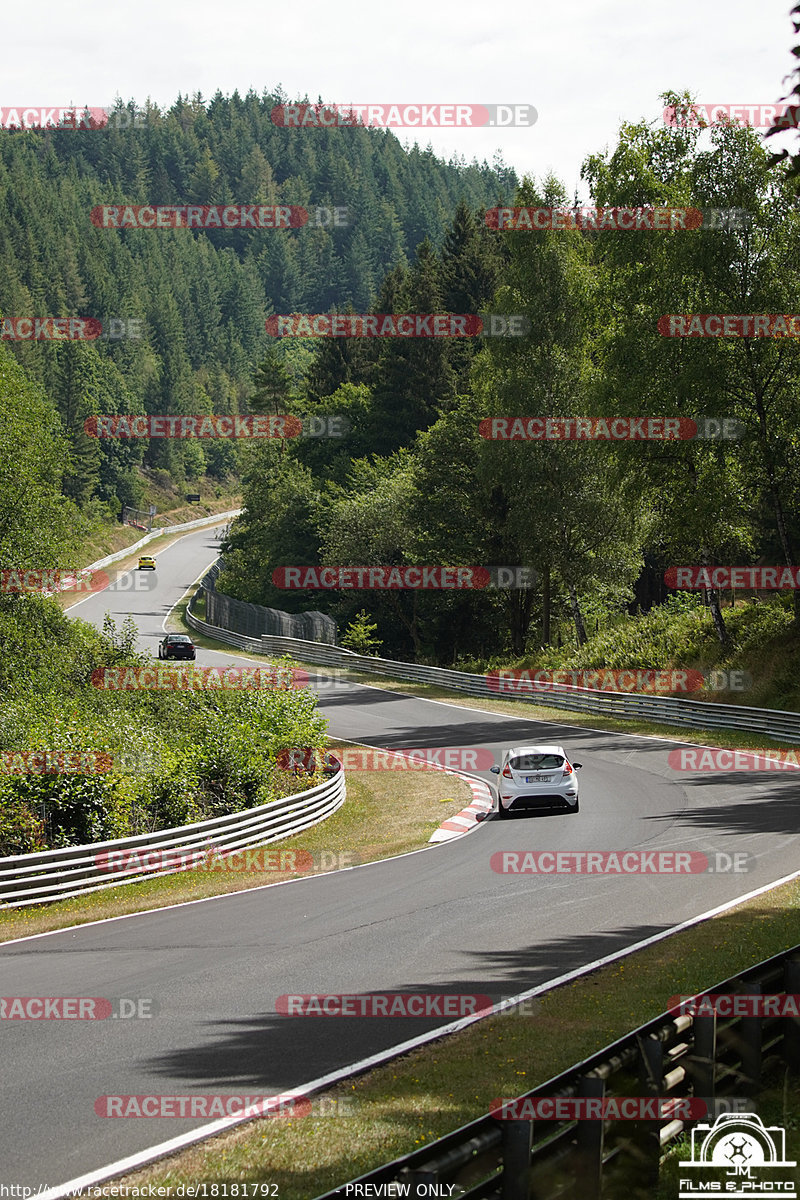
[526,775,551,783]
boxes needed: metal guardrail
[0,766,345,909]
[77,509,241,576]
[316,947,800,1200]
[187,563,800,742]
[241,633,800,744]
[45,510,241,597]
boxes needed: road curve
[2,524,799,1189]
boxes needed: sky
[4,0,799,194]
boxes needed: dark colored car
[158,633,196,660]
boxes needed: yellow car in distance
[138,555,156,570]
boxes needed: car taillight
[562,761,573,775]
[502,764,513,778]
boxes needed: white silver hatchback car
[491,744,582,817]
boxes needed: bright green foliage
[341,611,383,655]
[0,594,329,854]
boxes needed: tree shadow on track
[650,775,800,836]
[140,924,668,1090]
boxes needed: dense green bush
[449,595,796,692]
[0,596,328,855]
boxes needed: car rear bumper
[499,789,578,811]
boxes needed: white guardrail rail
[0,767,345,909]
[53,507,242,589]
[185,606,800,744]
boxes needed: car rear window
[510,754,564,771]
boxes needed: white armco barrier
[0,766,345,909]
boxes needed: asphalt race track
[3,525,800,1189]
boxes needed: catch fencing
[199,561,337,644]
[316,947,800,1199]
[0,765,345,909]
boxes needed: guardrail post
[740,982,762,1094]
[635,1034,663,1189]
[499,1119,533,1199]
[573,1073,605,1200]
[691,1012,717,1115]
[783,957,800,1072]
[407,1165,438,1190]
